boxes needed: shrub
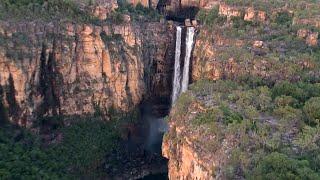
[274,95,298,108]
[273,11,293,26]
[242,105,259,120]
[271,81,306,103]
[189,79,215,96]
[174,93,195,116]
[235,90,255,107]
[237,75,266,88]
[251,152,319,180]
[293,125,320,152]
[220,105,243,124]
[193,107,223,126]
[303,97,320,125]
[273,106,302,123]
[298,83,320,99]
[115,1,161,22]
[108,11,124,24]
[255,86,272,112]
[231,16,256,29]
[197,6,225,27]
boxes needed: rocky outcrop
[162,99,239,179]
[163,139,214,180]
[83,0,118,20]
[218,3,242,19]
[126,0,159,9]
[297,29,319,46]
[306,32,319,46]
[163,126,216,179]
[0,20,174,126]
[294,17,320,29]
[244,7,267,22]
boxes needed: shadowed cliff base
[0,108,168,179]
[166,6,200,22]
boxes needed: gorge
[1,0,320,179]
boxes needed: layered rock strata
[0,20,174,126]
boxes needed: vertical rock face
[0,20,174,126]
[163,133,215,180]
[141,22,176,111]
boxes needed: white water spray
[171,26,182,105]
[181,27,195,93]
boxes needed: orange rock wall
[0,21,173,126]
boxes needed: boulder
[219,4,242,19]
[253,40,264,48]
[244,7,255,21]
[306,32,319,46]
[257,11,267,21]
[244,7,267,22]
[297,29,310,38]
[91,0,118,20]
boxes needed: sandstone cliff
[0,18,175,126]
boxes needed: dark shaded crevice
[0,83,9,125]
[166,6,200,22]
[6,73,21,121]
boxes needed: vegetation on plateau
[0,0,99,22]
[171,79,320,179]
[0,0,161,23]
[168,5,319,176]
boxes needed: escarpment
[0,19,176,126]
[1,0,320,179]
[163,1,320,179]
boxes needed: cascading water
[142,26,195,179]
[171,26,195,105]
[181,27,195,93]
[171,26,182,105]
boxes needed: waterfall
[181,27,195,93]
[171,26,182,105]
[171,26,195,105]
